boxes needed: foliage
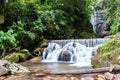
[1,0,96,57]
[9,20,36,49]
[0,30,17,57]
[5,0,94,39]
[102,0,120,34]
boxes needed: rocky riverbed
[0,58,120,80]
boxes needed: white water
[41,42,100,67]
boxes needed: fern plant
[9,20,36,49]
[0,30,17,57]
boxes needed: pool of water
[39,62,92,71]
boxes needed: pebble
[104,72,114,80]
[80,77,94,80]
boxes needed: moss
[18,49,31,57]
[18,53,27,61]
[39,39,48,48]
[7,49,31,62]
[33,48,44,56]
[7,53,20,62]
[7,53,27,62]
[92,38,120,68]
[97,38,120,55]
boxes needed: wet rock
[58,50,71,61]
[104,72,114,80]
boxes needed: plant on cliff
[92,38,120,68]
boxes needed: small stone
[97,75,105,80]
[104,72,114,80]
[81,77,94,80]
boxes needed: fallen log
[45,66,120,75]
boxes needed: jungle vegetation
[0,0,119,57]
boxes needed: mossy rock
[33,48,44,56]
[7,53,27,62]
[18,53,27,61]
[7,49,31,62]
[39,39,48,48]
[18,49,31,56]
[7,53,20,62]
[92,38,120,68]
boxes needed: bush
[0,30,17,57]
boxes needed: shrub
[0,30,17,57]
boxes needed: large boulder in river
[58,50,71,62]
[0,60,30,76]
[92,38,120,68]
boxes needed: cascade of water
[90,2,107,38]
[41,41,100,67]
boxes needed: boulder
[0,60,30,76]
[58,50,71,61]
[8,62,30,74]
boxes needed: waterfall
[90,0,107,38]
[41,39,109,67]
